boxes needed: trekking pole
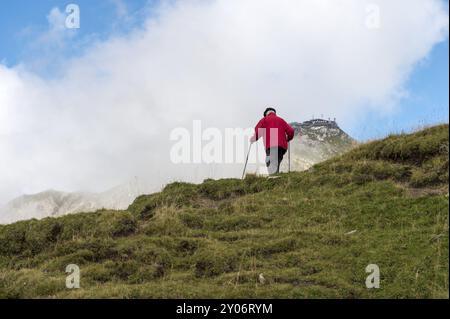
[242,143,253,179]
[288,141,291,173]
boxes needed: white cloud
[0,0,448,204]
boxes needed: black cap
[264,107,276,117]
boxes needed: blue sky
[0,0,152,66]
[0,0,448,140]
[350,39,449,140]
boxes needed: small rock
[258,273,266,285]
[154,263,165,278]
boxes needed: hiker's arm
[250,119,264,143]
[285,121,295,141]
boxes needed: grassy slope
[0,125,448,299]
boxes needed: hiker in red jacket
[250,108,295,174]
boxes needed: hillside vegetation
[0,124,448,298]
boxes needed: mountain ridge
[0,180,144,224]
[1,119,356,224]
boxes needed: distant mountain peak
[292,118,339,130]
[279,118,357,172]
[0,180,146,225]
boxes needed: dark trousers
[265,147,287,175]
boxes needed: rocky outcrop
[281,119,357,171]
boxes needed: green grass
[0,124,448,298]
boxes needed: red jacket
[251,113,295,150]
